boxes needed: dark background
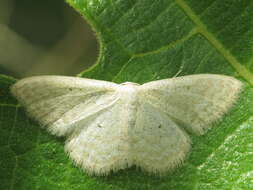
[0,0,98,78]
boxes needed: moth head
[120,82,140,86]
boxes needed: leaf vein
[175,0,253,85]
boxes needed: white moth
[11,74,242,175]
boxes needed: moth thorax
[117,85,138,105]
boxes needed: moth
[11,74,242,175]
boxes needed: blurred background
[0,0,98,78]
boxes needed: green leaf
[1,0,253,189]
